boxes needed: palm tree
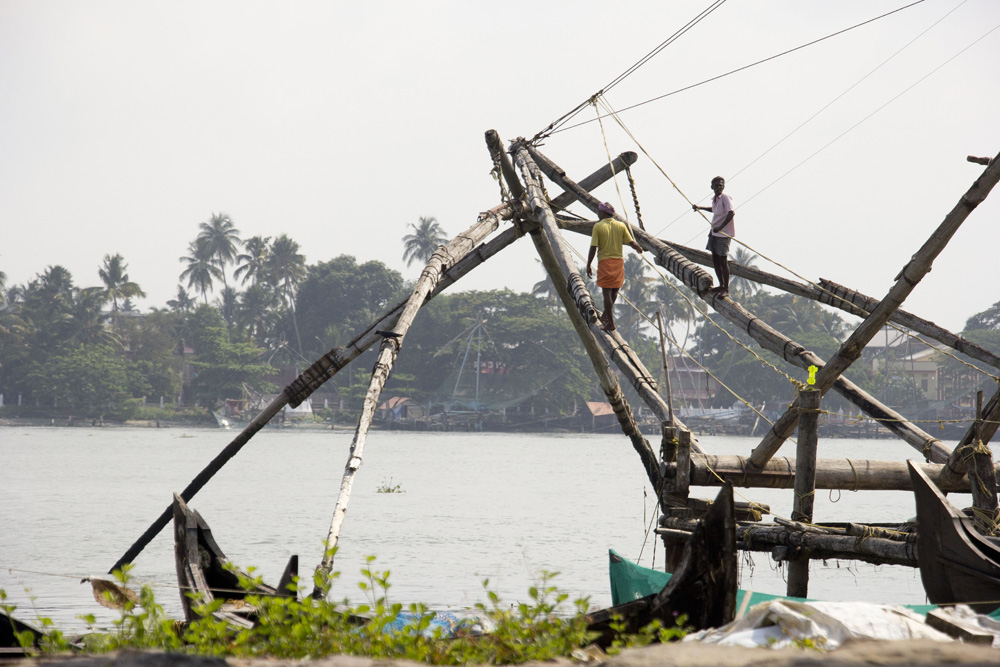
[234,235,272,286]
[99,253,146,339]
[67,286,118,347]
[179,238,223,303]
[266,234,307,355]
[402,216,447,267]
[237,284,280,346]
[166,285,195,313]
[618,254,654,339]
[729,247,761,299]
[197,212,242,291]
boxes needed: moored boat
[172,493,298,627]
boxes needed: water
[0,426,967,634]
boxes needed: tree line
[1,211,997,423]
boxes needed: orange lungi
[596,258,625,289]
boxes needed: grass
[1,554,689,663]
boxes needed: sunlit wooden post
[788,387,819,597]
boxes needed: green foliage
[2,559,687,663]
[186,304,277,405]
[24,343,131,417]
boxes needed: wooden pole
[646,239,1000,372]
[788,388,819,597]
[315,207,506,590]
[663,430,692,573]
[107,202,521,575]
[963,390,1000,535]
[941,385,1000,485]
[750,150,1000,469]
[684,454,1000,492]
[509,140,664,497]
[558,217,952,463]
[655,311,675,427]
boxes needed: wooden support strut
[315,205,507,592]
[109,143,642,575]
[682,454,1000,492]
[559,217,952,464]
[787,388,819,598]
[509,138,666,500]
[652,241,1000,373]
[750,149,1000,470]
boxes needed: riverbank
[8,640,1000,667]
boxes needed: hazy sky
[2,0,998,335]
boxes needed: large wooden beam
[657,243,1000,372]
[509,139,664,496]
[558,217,953,464]
[750,150,1000,468]
[686,454,1000,492]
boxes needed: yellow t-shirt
[590,218,635,261]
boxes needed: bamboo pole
[750,151,1000,469]
[315,207,508,590]
[107,203,520,575]
[653,241,1000,372]
[509,139,664,495]
[684,454,1000,492]
[941,385,1000,485]
[737,525,918,567]
[788,388,819,597]
[963,390,1000,535]
[110,145,643,574]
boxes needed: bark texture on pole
[963,391,1000,535]
[942,386,1000,484]
[788,388,819,597]
[109,204,525,574]
[509,138,664,497]
[655,240,1000,372]
[750,151,1000,469]
[685,454,1000,492]
[315,207,505,589]
[559,218,951,463]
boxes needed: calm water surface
[0,426,968,633]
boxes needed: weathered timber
[817,278,1000,371]
[909,461,1000,613]
[587,484,737,645]
[787,388,819,597]
[559,218,952,462]
[650,239,1000,372]
[942,385,1000,485]
[109,151,633,573]
[684,454,1000,492]
[751,149,1000,469]
[315,205,507,588]
[738,523,918,567]
[510,139,664,497]
[657,517,918,566]
[526,146,712,448]
[107,203,521,575]
[964,391,1000,535]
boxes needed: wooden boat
[172,493,298,627]
[907,461,1000,614]
[0,610,45,658]
[584,483,737,646]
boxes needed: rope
[595,93,1000,385]
[625,165,645,231]
[548,1,929,137]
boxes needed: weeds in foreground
[1,554,689,663]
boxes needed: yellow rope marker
[807,364,818,386]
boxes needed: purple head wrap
[597,202,615,217]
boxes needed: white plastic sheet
[685,600,953,649]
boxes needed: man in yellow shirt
[585,202,643,332]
